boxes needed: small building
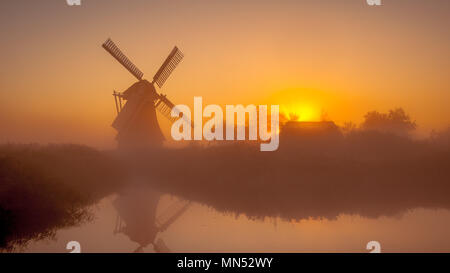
[282,121,341,137]
[280,121,343,151]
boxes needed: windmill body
[113,80,164,149]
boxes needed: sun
[282,104,321,122]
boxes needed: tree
[361,108,416,136]
[341,121,357,135]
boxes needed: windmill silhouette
[102,38,186,149]
[102,39,191,252]
[112,185,190,253]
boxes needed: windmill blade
[113,214,123,234]
[154,238,171,253]
[155,200,191,232]
[133,246,145,253]
[155,94,177,122]
[155,94,194,127]
[102,38,144,80]
[152,46,184,88]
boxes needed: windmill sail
[156,200,191,232]
[102,38,144,80]
[155,94,178,122]
[152,46,184,88]
[155,94,194,127]
[154,238,171,253]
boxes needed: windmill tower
[102,38,185,149]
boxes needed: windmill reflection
[113,185,190,252]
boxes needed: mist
[1,109,449,250]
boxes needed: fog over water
[0,109,450,252]
[24,196,450,253]
[2,118,450,252]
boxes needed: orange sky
[1,0,449,147]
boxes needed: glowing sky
[1,0,449,147]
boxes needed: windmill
[103,39,192,252]
[102,38,188,148]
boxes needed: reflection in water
[113,184,190,252]
[113,186,160,252]
[22,196,450,253]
